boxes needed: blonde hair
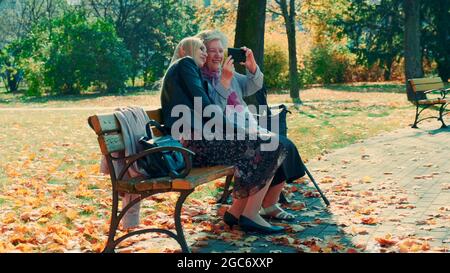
[195,29,228,49]
[170,37,205,65]
[160,37,204,93]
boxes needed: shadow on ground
[193,181,357,253]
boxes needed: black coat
[161,57,212,129]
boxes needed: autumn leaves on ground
[0,82,442,252]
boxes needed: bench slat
[410,77,443,85]
[99,134,125,154]
[116,165,235,193]
[411,82,444,92]
[89,114,121,135]
[417,98,447,105]
[146,109,165,136]
[146,109,163,123]
[172,165,235,190]
[117,177,173,192]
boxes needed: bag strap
[146,119,170,136]
[268,104,292,115]
[281,104,292,114]
[144,121,154,139]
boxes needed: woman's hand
[240,47,257,74]
[221,56,234,89]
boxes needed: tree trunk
[279,0,301,101]
[404,0,424,101]
[435,0,450,82]
[7,73,19,93]
[383,58,393,81]
[2,70,19,93]
[234,0,267,107]
[143,70,148,87]
[234,0,266,72]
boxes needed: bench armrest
[253,104,292,118]
[423,88,442,94]
[117,146,195,180]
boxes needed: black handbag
[256,104,291,137]
[138,120,187,179]
[244,85,290,137]
[267,104,291,137]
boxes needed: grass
[0,81,444,252]
[323,82,406,93]
[0,85,160,108]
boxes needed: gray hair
[195,30,228,49]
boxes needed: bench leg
[439,103,448,128]
[217,175,233,204]
[103,190,120,253]
[102,190,194,253]
[174,190,194,253]
[412,104,420,128]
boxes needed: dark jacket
[161,56,238,134]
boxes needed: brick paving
[194,122,450,253]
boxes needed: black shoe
[223,211,239,228]
[239,216,285,234]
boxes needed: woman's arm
[234,65,264,97]
[239,47,264,97]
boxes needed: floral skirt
[182,135,287,199]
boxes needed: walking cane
[279,166,330,206]
[304,167,330,206]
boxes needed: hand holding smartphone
[227,48,246,64]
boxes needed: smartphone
[227,48,246,63]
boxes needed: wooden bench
[88,108,234,253]
[408,77,449,128]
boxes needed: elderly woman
[160,37,287,234]
[196,30,307,221]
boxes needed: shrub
[306,44,351,84]
[298,63,314,86]
[264,42,289,91]
[18,12,131,96]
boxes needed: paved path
[192,122,450,253]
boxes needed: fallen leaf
[320,176,334,184]
[286,224,306,233]
[360,176,372,183]
[244,236,258,243]
[375,234,398,247]
[351,226,368,235]
[361,217,377,225]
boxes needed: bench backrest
[408,77,444,93]
[88,108,163,155]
